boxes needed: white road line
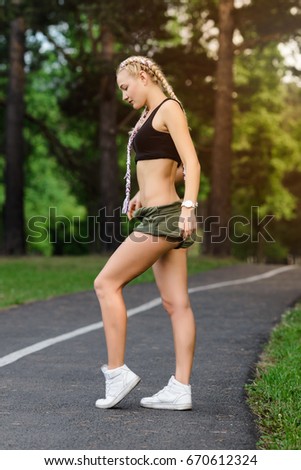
[0,265,297,368]
[188,265,297,293]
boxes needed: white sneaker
[140,376,192,410]
[95,364,141,409]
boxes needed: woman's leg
[152,248,196,384]
[94,231,179,369]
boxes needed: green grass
[0,252,237,310]
[246,304,301,449]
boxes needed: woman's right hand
[127,192,142,220]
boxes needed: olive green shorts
[132,201,195,249]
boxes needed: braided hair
[117,56,184,214]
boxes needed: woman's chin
[133,103,143,110]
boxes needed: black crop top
[133,98,182,166]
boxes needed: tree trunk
[204,0,234,256]
[3,2,26,255]
[97,26,121,253]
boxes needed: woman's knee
[161,296,190,316]
[94,271,118,300]
[94,273,105,299]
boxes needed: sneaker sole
[95,375,141,409]
[140,401,192,410]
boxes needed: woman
[94,56,201,410]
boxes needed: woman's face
[117,69,147,109]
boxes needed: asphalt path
[0,263,300,450]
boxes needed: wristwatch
[181,200,198,209]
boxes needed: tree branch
[234,33,290,53]
[41,31,78,68]
[0,99,93,187]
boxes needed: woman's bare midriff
[137,159,181,207]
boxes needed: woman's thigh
[152,248,190,308]
[96,232,179,289]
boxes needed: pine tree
[4,0,26,254]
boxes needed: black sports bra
[133,98,182,166]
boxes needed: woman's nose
[122,91,129,101]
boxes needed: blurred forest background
[1,0,301,261]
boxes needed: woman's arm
[162,101,200,201]
[162,101,201,239]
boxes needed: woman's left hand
[127,192,142,220]
[179,208,197,240]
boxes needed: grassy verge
[246,304,301,449]
[0,252,237,310]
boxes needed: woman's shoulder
[160,98,186,125]
[160,98,184,118]
[162,98,183,110]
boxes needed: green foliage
[237,0,301,45]
[1,0,301,258]
[232,44,301,260]
[24,134,87,256]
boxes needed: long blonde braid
[118,56,184,214]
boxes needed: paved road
[0,264,300,450]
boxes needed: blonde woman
[94,56,201,410]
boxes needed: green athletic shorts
[132,201,195,249]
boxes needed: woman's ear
[139,70,148,85]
